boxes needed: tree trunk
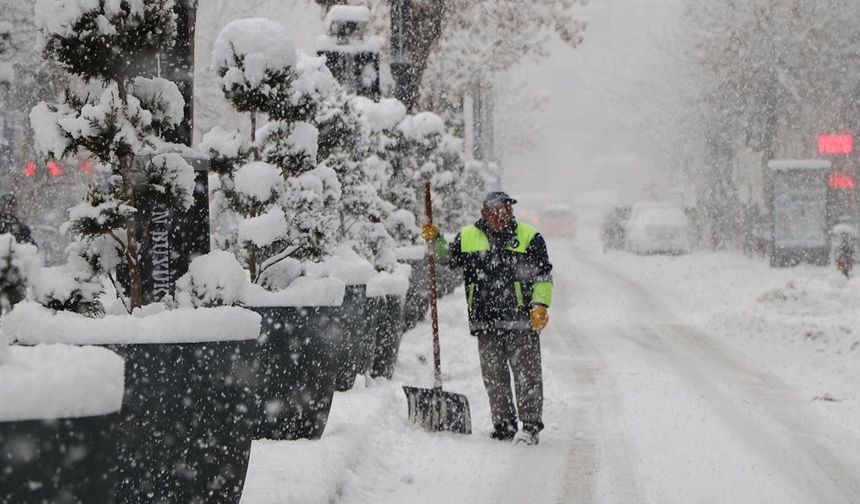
[248,247,257,283]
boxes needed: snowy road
[243,233,860,504]
[566,243,860,503]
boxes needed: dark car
[601,206,632,251]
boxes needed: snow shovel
[402,181,472,435]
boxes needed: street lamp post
[317,5,381,100]
[390,0,416,110]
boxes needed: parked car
[539,204,576,237]
[601,206,632,251]
[625,203,692,254]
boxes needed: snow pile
[234,161,284,204]
[315,34,384,53]
[200,126,248,161]
[176,251,249,308]
[0,344,124,421]
[394,244,426,261]
[353,97,407,132]
[245,276,345,307]
[396,112,445,141]
[5,302,262,345]
[257,258,304,292]
[130,76,185,129]
[366,264,411,299]
[292,52,337,106]
[239,207,288,248]
[212,18,297,89]
[324,5,370,27]
[304,245,376,286]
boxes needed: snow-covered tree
[314,91,397,270]
[395,111,468,232]
[30,0,195,310]
[34,237,120,316]
[209,18,342,286]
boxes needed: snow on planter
[176,250,249,308]
[0,344,124,422]
[245,276,345,307]
[366,264,411,300]
[304,245,376,286]
[4,302,261,345]
[394,244,426,262]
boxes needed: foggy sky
[501,0,684,206]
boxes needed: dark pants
[476,329,544,433]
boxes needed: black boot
[489,421,518,441]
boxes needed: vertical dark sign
[162,0,196,147]
[139,154,210,305]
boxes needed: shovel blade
[403,386,472,435]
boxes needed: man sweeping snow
[422,191,553,445]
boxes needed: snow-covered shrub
[36,0,176,82]
[314,92,396,271]
[0,234,40,314]
[31,0,194,311]
[32,238,120,317]
[257,121,319,177]
[213,18,334,123]
[200,126,250,176]
[396,111,468,232]
[207,17,346,290]
[176,251,249,308]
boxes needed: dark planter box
[1,412,120,504]
[437,262,461,297]
[369,295,406,379]
[402,258,430,330]
[251,306,340,440]
[333,285,369,392]
[107,339,258,504]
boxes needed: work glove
[530,305,549,331]
[421,222,440,241]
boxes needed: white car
[625,203,692,254]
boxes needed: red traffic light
[828,170,855,189]
[23,161,36,176]
[818,134,853,155]
[47,161,62,176]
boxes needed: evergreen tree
[30,0,195,310]
[210,18,341,287]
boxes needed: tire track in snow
[575,247,860,503]
[528,243,642,503]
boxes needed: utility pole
[162,0,196,147]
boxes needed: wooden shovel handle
[424,180,442,389]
